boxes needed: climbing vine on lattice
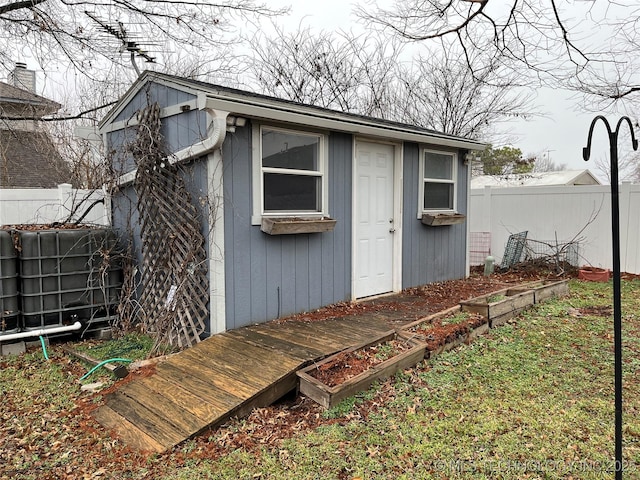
[129,102,209,354]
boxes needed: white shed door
[354,141,395,298]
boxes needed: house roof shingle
[0,80,61,113]
[0,129,72,188]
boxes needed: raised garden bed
[297,331,426,409]
[460,287,535,328]
[402,310,488,357]
[502,279,570,304]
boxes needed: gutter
[114,101,229,186]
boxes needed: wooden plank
[255,321,355,349]
[223,328,324,361]
[118,381,204,435]
[93,405,166,453]
[105,390,187,449]
[183,339,301,386]
[533,279,569,303]
[253,326,346,354]
[61,346,129,378]
[490,291,534,318]
[155,362,244,411]
[164,353,261,399]
[138,375,228,423]
[309,318,388,341]
[202,334,302,369]
[259,323,356,351]
[338,314,393,332]
[227,371,300,421]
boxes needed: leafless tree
[0,0,284,81]
[247,25,405,119]
[532,151,566,173]
[593,152,638,184]
[248,27,536,141]
[398,38,536,139]
[356,1,640,104]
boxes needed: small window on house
[420,149,457,213]
[253,125,328,223]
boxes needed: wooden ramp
[93,315,391,453]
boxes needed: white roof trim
[100,72,486,151]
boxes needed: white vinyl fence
[0,183,109,226]
[470,183,640,274]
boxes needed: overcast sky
[16,0,624,182]
[265,0,624,180]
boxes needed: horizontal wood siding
[223,127,352,330]
[402,143,468,288]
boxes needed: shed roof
[100,71,486,151]
[471,169,602,188]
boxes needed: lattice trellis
[130,103,209,352]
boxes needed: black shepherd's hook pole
[583,115,638,479]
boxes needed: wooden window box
[296,331,426,409]
[260,217,337,235]
[421,213,466,226]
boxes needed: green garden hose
[80,358,133,381]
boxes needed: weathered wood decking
[93,315,392,453]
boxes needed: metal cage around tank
[0,230,19,334]
[14,228,123,332]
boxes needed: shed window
[420,149,457,213]
[252,125,328,223]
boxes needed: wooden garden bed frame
[297,331,426,409]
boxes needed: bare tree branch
[0,0,47,15]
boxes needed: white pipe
[0,321,82,342]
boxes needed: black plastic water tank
[0,230,19,334]
[19,228,123,330]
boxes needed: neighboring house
[0,63,71,188]
[99,71,485,335]
[471,169,601,189]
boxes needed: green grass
[486,293,506,304]
[2,278,639,479]
[440,311,473,326]
[75,332,155,362]
[160,279,640,479]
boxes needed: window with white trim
[419,149,457,214]
[253,125,328,222]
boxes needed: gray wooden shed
[99,71,485,336]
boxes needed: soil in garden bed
[308,337,415,387]
[408,312,487,351]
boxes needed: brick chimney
[8,62,36,92]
